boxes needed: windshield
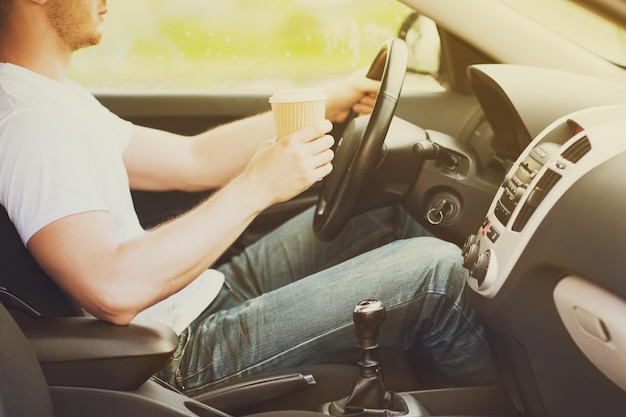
[501,0,626,67]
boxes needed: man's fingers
[308,134,334,154]
[288,119,333,143]
[312,147,334,168]
[315,161,333,181]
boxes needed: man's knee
[392,236,462,263]
[389,236,466,290]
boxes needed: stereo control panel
[463,105,626,298]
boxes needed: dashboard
[469,64,626,164]
[403,64,626,250]
[457,65,626,416]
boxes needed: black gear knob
[353,299,386,350]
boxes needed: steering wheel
[313,38,408,241]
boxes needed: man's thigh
[216,205,427,300]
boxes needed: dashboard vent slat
[512,169,562,232]
[561,136,591,163]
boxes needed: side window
[70,0,442,92]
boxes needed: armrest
[15,314,178,391]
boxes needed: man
[0,0,497,396]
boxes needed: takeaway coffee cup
[269,88,327,139]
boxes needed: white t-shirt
[0,63,223,333]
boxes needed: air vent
[561,136,591,163]
[512,169,562,232]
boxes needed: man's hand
[325,68,381,123]
[238,120,334,208]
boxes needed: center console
[462,104,626,416]
[463,104,626,298]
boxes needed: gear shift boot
[326,300,422,416]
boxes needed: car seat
[0,205,82,317]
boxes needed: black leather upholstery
[0,304,54,417]
[0,204,81,317]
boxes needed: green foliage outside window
[70,0,416,90]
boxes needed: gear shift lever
[354,299,386,350]
[328,300,409,416]
[344,300,387,411]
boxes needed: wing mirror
[397,12,441,82]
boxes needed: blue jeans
[155,206,498,396]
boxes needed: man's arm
[123,69,380,193]
[124,112,276,192]
[27,121,334,325]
